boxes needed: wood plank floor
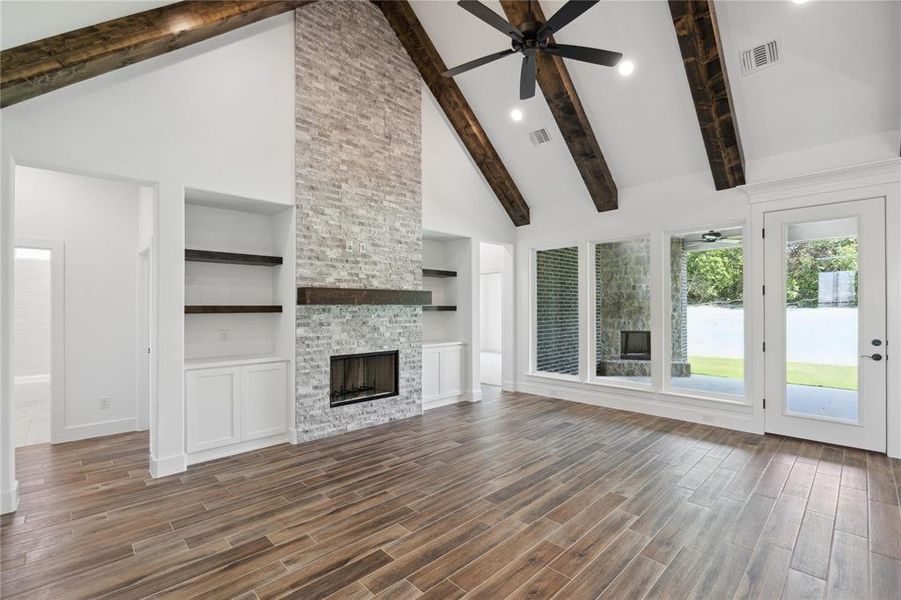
[3,389,901,599]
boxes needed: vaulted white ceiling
[2,0,899,211]
[411,0,900,208]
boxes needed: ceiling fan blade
[538,0,600,38]
[442,49,517,78]
[458,0,523,41]
[520,53,536,100]
[543,43,622,67]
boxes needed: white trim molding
[1,480,19,514]
[56,417,137,444]
[150,452,187,478]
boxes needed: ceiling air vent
[741,38,781,75]
[529,128,552,147]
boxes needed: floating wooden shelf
[423,305,457,312]
[297,287,431,306]
[422,268,457,278]
[185,249,283,266]
[185,305,283,314]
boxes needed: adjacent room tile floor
[14,381,50,447]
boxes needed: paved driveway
[688,305,858,365]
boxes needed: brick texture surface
[294,0,423,442]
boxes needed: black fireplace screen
[330,350,399,407]
[621,331,651,361]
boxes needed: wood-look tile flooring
[3,390,901,599]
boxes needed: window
[669,226,744,397]
[593,237,652,384]
[535,247,579,376]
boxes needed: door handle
[860,353,883,361]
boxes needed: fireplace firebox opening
[330,350,399,408]
[621,330,651,361]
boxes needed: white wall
[13,250,51,379]
[479,242,505,354]
[421,86,516,245]
[15,166,142,438]
[0,9,524,511]
[1,14,297,507]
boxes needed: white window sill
[526,371,582,384]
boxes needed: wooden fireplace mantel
[296,287,432,306]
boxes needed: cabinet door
[241,362,288,441]
[439,346,464,397]
[422,350,441,400]
[186,367,241,453]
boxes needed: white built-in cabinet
[185,357,288,461]
[183,194,295,466]
[422,342,465,408]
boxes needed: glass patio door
[763,198,886,451]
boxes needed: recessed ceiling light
[509,107,524,122]
[791,0,809,4]
[618,60,635,77]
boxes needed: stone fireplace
[294,0,423,442]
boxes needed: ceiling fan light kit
[442,0,623,100]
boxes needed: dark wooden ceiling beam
[374,1,530,226]
[500,1,618,213]
[669,0,745,189]
[0,0,313,108]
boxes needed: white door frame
[746,159,901,456]
[14,238,65,444]
[762,198,886,451]
[136,241,153,431]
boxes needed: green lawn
[688,356,857,391]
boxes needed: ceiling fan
[684,230,743,251]
[441,0,623,100]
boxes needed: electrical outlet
[358,241,367,254]
[99,397,111,410]
[219,329,230,341]
[345,239,355,252]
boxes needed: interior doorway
[763,197,887,451]
[13,246,54,446]
[479,242,505,388]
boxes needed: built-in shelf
[185,249,283,266]
[423,305,457,312]
[422,268,457,278]
[185,305,283,314]
[297,287,432,306]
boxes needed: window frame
[586,233,657,392]
[662,220,752,405]
[529,244,584,381]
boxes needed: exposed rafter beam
[669,0,745,189]
[500,0,618,213]
[0,1,313,108]
[374,0,530,226]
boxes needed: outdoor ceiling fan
[441,0,623,100]
[683,230,743,251]
[700,230,742,244]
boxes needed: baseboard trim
[516,380,761,435]
[150,452,187,478]
[502,380,516,392]
[463,390,482,403]
[286,429,298,445]
[423,394,464,411]
[186,433,291,466]
[56,418,137,443]
[1,480,19,514]
[14,374,50,385]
